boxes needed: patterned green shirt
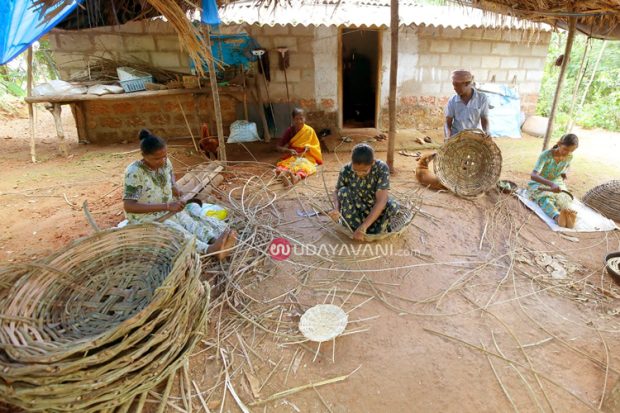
[336,159,390,204]
[123,159,174,223]
[528,149,572,192]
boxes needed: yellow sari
[276,124,323,178]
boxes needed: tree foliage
[537,32,620,132]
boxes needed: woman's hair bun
[139,129,152,141]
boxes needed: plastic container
[201,204,228,221]
[116,67,153,93]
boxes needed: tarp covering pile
[0,223,210,412]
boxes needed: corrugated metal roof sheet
[219,0,552,30]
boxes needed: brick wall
[377,26,551,128]
[80,91,239,144]
[49,19,191,79]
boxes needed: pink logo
[269,237,291,261]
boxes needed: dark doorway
[341,29,380,128]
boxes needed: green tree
[537,33,620,132]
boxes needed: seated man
[444,69,489,141]
[329,144,399,241]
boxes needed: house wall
[48,20,550,138]
[49,20,192,79]
[378,26,551,129]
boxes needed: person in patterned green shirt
[328,144,400,241]
[123,129,236,259]
[527,133,579,226]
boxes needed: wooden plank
[24,86,244,104]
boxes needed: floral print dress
[335,159,399,234]
[123,159,227,253]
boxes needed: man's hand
[327,210,340,222]
[352,225,367,242]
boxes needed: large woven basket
[583,180,620,222]
[333,198,418,242]
[0,223,210,412]
[434,129,502,197]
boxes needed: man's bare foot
[207,229,238,261]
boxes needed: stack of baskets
[0,224,210,412]
[583,180,620,222]
[434,129,502,198]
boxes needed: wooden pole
[542,17,576,150]
[571,39,607,131]
[253,74,272,142]
[26,46,36,163]
[386,0,399,172]
[203,25,227,162]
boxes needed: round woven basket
[606,252,620,282]
[434,129,502,197]
[0,223,209,412]
[583,180,620,222]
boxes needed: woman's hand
[549,183,561,193]
[166,200,186,213]
[172,186,183,198]
[352,225,367,242]
[327,210,340,222]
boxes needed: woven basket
[434,129,502,197]
[583,180,620,222]
[332,198,418,242]
[0,223,210,412]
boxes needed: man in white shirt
[444,70,490,141]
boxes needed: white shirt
[445,88,489,137]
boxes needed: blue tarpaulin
[201,0,220,25]
[0,0,82,65]
[190,32,259,74]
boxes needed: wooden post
[386,0,399,172]
[46,103,69,156]
[27,47,36,163]
[203,25,227,162]
[253,74,271,142]
[542,17,576,150]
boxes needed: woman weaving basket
[328,144,400,241]
[275,108,323,186]
[123,129,236,259]
[528,133,579,228]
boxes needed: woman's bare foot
[290,173,301,185]
[207,229,238,261]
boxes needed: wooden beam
[27,46,36,163]
[24,86,244,104]
[386,0,399,171]
[203,25,227,162]
[543,16,577,150]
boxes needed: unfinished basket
[332,198,418,242]
[299,304,348,342]
[434,129,502,198]
[583,180,620,222]
[0,223,210,412]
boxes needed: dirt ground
[1,106,620,412]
